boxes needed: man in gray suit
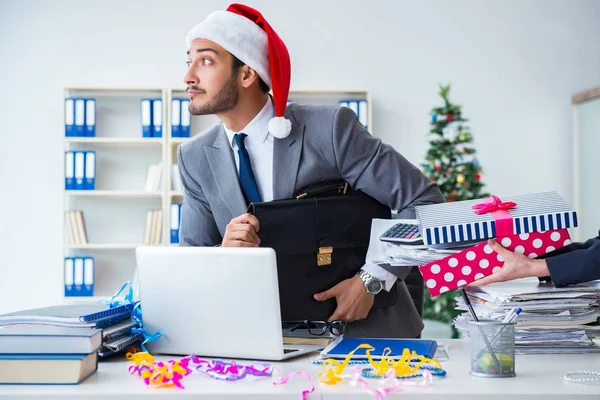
[178,4,445,338]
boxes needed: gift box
[419,229,572,296]
[415,191,577,246]
[415,191,578,296]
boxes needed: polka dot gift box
[419,229,572,296]
[415,191,578,297]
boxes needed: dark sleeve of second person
[542,235,600,287]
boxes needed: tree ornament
[456,174,465,184]
[476,172,481,180]
[446,114,453,122]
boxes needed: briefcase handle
[294,180,349,199]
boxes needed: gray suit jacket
[178,103,445,338]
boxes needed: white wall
[1,0,599,314]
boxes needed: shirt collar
[224,96,275,148]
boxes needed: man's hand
[313,275,375,322]
[222,213,260,247]
[468,239,549,286]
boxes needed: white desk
[1,340,599,399]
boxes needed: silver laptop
[135,246,324,361]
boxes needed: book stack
[144,162,163,192]
[65,210,88,245]
[144,209,163,245]
[0,303,142,384]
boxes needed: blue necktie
[233,133,262,204]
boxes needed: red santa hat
[186,3,292,139]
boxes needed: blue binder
[84,151,95,190]
[141,99,152,137]
[170,203,181,244]
[74,151,86,190]
[85,98,96,137]
[73,257,84,295]
[152,99,162,138]
[171,98,181,137]
[65,98,75,137]
[181,100,190,137]
[74,98,86,137]
[83,257,94,297]
[64,257,75,297]
[65,151,75,190]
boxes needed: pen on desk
[502,307,522,324]
[460,289,479,322]
[461,289,502,372]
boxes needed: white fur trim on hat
[268,116,292,139]
[186,11,271,88]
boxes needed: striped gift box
[415,191,578,246]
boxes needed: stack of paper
[366,218,475,267]
[454,280,600,354]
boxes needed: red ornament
[434,165,441,171]
[446,114,453,122]
[476,173,481,180]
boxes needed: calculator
[379,223,423,244]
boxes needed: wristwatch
[357,269,383,295]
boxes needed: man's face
[184,39,239,116]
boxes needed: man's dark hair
[231,54,270,93]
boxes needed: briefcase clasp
[317,246,333,266]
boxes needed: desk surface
[1,340,599,399]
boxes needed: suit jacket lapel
[205,127,247,218]
[273,118,305,200]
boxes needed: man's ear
[239,65,260,89]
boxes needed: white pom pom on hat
[186,3,292,138]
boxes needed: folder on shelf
[170,203,180,244]
[144,210,154,245]
[153,209,163,244]
[74,151,85,190]
[65,151,75,190]
[171,164,182,191]
[84,151,95,190]
[181,100,190,137]
[65,98,75,137]
[73,257,84,295]
[141,99,152,138]
[152,99,162,138]
[347,100,359,117]
[85,98,96,137]
[64,258,74,297]
[74,98,86,137]
[83,257,94,297]
[171,98,181,137]
[66,211,78,244]
[358,100,368,129]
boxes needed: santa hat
[186,3,292,139]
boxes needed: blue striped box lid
[415,191,578,246]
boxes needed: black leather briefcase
[248,181,397,322]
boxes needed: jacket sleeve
[545,237,600,287]
[331,106,445,219]
[177,144,222,246]
[331,107,445,278]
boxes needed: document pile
[366,218,469,267]
[453,280,600,354]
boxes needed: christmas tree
[421,84,489,338]
[422,84,488,202]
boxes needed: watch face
[367,279,383,294]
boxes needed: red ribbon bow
[471,195,517,215]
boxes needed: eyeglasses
[283,320,346,336]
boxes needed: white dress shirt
[223,98,397,291]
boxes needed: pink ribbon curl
[471,195,517,215]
